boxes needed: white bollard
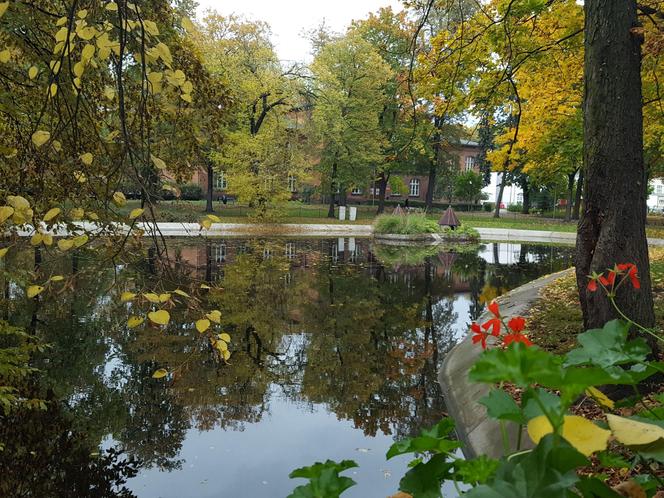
[338,206,346,221]
[349,206,357,221]
[348,237,356,252]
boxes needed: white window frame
[214,171,227,190]
[288,174,297,193]
[212,243,226,263]
[657,184,663,194]
[351,187,363,195]
[465,156,476,172]
[409,178,420,197]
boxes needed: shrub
[373,214,441,234]
[483,202,494,212]
[507,203,523,212]
[179,184,203,201]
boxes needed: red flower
[599,270,616,287]
[471,322,490,349]
[508,316,526,333]
[587,278,598,292]
[503,332,533,347]
[488,300,500,317]
[617,263,640,289]
[482,318,502,337]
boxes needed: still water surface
[1,238,573,498]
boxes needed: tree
[309,34,391,218]
[196,13,308,219]
[576,1,655,333]
[454,171,484,205]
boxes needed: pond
[0,238,574,498]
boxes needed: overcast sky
[195,0,403,63]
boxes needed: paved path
[14,221,664,246]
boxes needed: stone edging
[438,268,574,458]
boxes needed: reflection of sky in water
[126,387,465,498]
[6,239,573,498]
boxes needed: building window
[351,187,362,195]
[288,174,297,193]
[285,242,296,259]
[465,156,476,172]
[212,244,226,263]
[409,178,420,197]
[657,184,663,194]
[516,193,524,203]
[214,171,227,190]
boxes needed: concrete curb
[438,268,574,459]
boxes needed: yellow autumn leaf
[0,247,8,258]
[207,310,221,323]
[81,44,95,61]
[43,207,61,222]
[148,309,170,325]
[104,86,115,100]
[152,368,168,379]
[80,153,93,165]
[219,333,231,343]
[180,93,192,103]
[0,206,14,223]
[127,315,144,328]
[151,155,166,169]
[143,292,160,303]
[30,233,43,246]
[57,239,74,251]
[121,291,136,302]
[77,9,87,18]
[27,285,45,298]
[173,289,189,298]
[606,414,664,446]
[200,283,211,289]
[0,49,10,64]
[196,319,210,333]
[181,17,195,32]
[49,83,58,97]
[42,233,53,246]
[32,130,50,147]
[105,2,118,11]
[215,340,228,352]
[158,293,171,303]
[585,387,615,410]
[49,275,64,282]
[527,415,610,456]
[206,214,221,223]
[200,218,212,230]
[222,349,231,361]
[0,2,8,18]
[129,208,144,220]
[74,170,87,183]
[28,66,38,80]
[112,191,126,207]
[72,234,88,247]
[70,208,84,220]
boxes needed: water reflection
[0,239,573,498]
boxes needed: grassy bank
[118,200,664,238]
[527,248,664,354]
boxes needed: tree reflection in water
[0,238,573,494]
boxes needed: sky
[195,0,403,63]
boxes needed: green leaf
[455,455,500,485]
[398,453,454,498]
[575,477,624,498]
[480,388,525,424]
[287,460,357,498]
[597,451,631,469]
[565,320,650,369]
[386,418,459,459]
[466,434,588,498]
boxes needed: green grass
[118,200,664,238]
[374,213,442,234]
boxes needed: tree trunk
[520,176,530,214]
[493,170,507,219]
[205,162,214,213]
[376,172,388,215]
[327,162,337,219]
[426,161,437,211]
[576,0,654,335]
[565,171,576,222]
[573,168,584,220]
